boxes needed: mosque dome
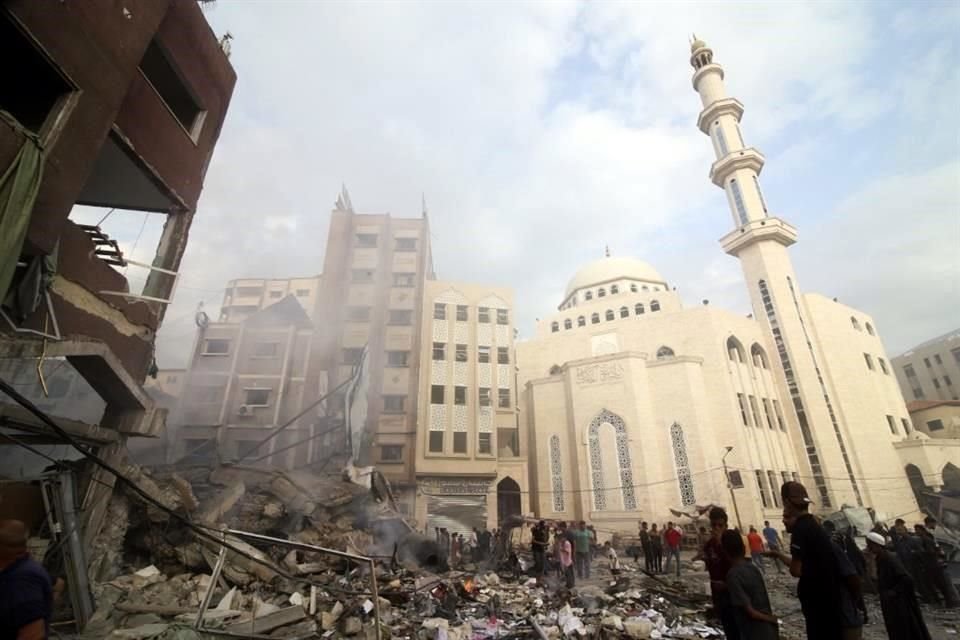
[564,256,666,300]
[690,38,706,52]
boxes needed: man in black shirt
[531,521,549,575]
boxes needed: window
[387,350,409,367]
[244,388,270,406]
[395,237,417,252]
[753,175,768,214]
[727,337,745,362]
[384,396,405,413]
[433,303,446,320]
[379,445,403,462]
[352,269,375,283]
[755,470,770,508]
[751,344,769,369]
[913,388,925,399]
[630,284,638,293]
[952,348,960,364]
[564,318,572,330]
[772,399,786,430]
[479,387,491,407]
[428,431,443,452]
[864,354,874,370]
[499,428,520,457]
[253,342,278,358]
[497,308,509,325]
[730,179,748,225]
[430,385,445,404]
[924,358,932,368]
[656,346,675,360]
[727,470,744,489]
[635,303,645,315]
[901,418,911,434]
[432,342,446,360]
[935,354,943,365]
[927,419,943,432]
[269,290,283,299]
[584,291,593,301]
[497,347,510,364]
[749,396,763,428]
[478,433,492,455]
[762,398,775,430]
[610,285,619,294]
[498,388,510,408]
[453,432,467,453]
[865,322,875,336]
[393,273,415,287]
[355,233,378,247]
[904,364,917,378]
[933,378,941,389]
[850,317,860,331]
[235,286,263,297]
[886,415,898,435]
[455,344,467,362]
[577,316,586,327]
[456,305,468,321]
[551,321,559,333]
[454,386,466,405]
[945,375,953,386]
[478,346,491,363]
[714,122,729,156]
[202,339,230,355]
[605,309,615,321]
[737,393,750,426]
[139,39,204,135]
[591,313,600,324]
[343,348,363,364]
[878,358,889,374]
[166,375,178,383]
[620,306,629,318]
[650,300,661,312]
[478,307,491,323]
[388,310,412,325]
[347,306,370,322]
[767,471,781,507]
[597,288,606,298]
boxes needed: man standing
[649,523,663,573]
[664,521,683,578]
[747,526,765,572]
[531,521,549,576]
[765,482,864,640]
[573,521,592,580]
[915,521,960,607]
[761,521,784,574]
[866,532,931,639]
[639,522,653,572]
[0,520,52,640]
[700,507,740,639]
[723,530,780,640]
[558,531,574,588]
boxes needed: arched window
[549,435,565,512]
[610,285,619,294]
[726,336,746,362]
[597,288,606,298]
[605,309,615,321]
[865,322,875,336]
[650,300,661,312]
[584,291,593,301]
[850,317,861,331]
[671,423,696,506]
[591,313,600,324]
[656,346,675,360]
[750,343,769,369]
[635,303,645,315]
[642,285,649,291]
[630,284,638,293]
[577,316,586,327]
[551,321,559,333]
[619,306,629,318]
[564,318,572,330]
[587,409,637,510]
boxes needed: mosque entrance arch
[943,463,960,493]
[496,477,521,525]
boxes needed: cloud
[147,1,958,368]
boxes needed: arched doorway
[943,463,960,493]
[497,477,521,525]
[905,464,934,513]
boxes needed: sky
[74,1,960,369]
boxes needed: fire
[461,576,476,594]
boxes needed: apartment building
[412,281,528,531]
[219,276,322,323]
[892,329,960,402]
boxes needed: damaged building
[0,0,235,630]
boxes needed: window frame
[497,347,510,364]
[496,308,509,325]
[383,395,406,413]
[201,338,231,356]
[452,432,468,454]
[379,444,403,462]
[478,307,491,323]
[432,342,446,361]
[478,346,491,363]
[243,388,270,407]
[386,350,409,367]
[479,387,492,407]
[498,388,510,408]
[430,385,445,404]
[456,305,469,322]
[388,310,413,325]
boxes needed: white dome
[564,256,666,299]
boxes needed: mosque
[516,39,920,532]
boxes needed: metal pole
[225,529,372,563]
[368,559,382,640]
[722,456,743,531]
[58,471,94,625]
[195,540,228,629]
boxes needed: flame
[461,576,476,594]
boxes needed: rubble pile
[85,464,727,638]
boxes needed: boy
[723,529,779,639]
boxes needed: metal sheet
[426,495,486,538]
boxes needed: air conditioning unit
[237,405,251,415]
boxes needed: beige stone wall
[892,330,960,403]
[220,276,322,323]
[910,404,960,439]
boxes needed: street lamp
[721,446,744,531]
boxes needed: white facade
[516,39,920,533]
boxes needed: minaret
[690,38,863,508]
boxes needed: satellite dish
[195,302,209,328]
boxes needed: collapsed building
[0,0,235,630]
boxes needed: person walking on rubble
[918,517,960,607]
[865,532,932,640]
[747,526,765,573]
[761,521,784,574]
[664,521,683,578]
[649,523,663,573]
[723,529,780,640]
[639,521,653,572]
[0,519,52,640]
[699,506,740,640]
[531,520,549,576]
[573,521,592,580]
[558,531,575,588]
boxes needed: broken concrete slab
[108,623,169,639]
[197,479,245,524]
[223,605,306,634]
